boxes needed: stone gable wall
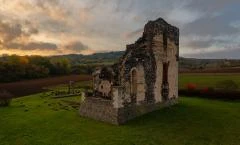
[80,18,179,125]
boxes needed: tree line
[0,55,96,83]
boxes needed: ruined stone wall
[149,18,179,102]
[80,96,178,125]
[92,67,114,98]
[112,86,124,108]
[119,36,157,104]
[117,98,178,124]
[136,64,146,104]
[152,34,179,102]
[80,18,179,125]
[79,97,119,124]
[152,35,164,102]
[112,64,146,107]
[167,40,178,99]
[117,18,179,105]
[98,80,112,97]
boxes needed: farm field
[0,73,240,98]
[0,75,92,97]
[1,73,240,97]
[179,73,240,89]
[0,93,239,145]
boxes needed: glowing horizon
[0,0,240,58]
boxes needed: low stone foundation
[79,97,178,125]
[117,99,178,124]
[79,97,119,124]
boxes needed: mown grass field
[0,92,239,145]
[179,73,240,89]
[0,73,240,145]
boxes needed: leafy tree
[50,58,71,75]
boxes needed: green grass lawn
[179,73,240,89]
[0,93,239,145]
[45,81,92,91]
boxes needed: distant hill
[50,51,240,71]
[50,51,125,65]
[1,51,240,75]
[180,57,240,70]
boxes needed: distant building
[79,18,179,124]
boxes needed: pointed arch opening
[131,68,137,97]
[162,62,169,100]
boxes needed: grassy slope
[179,73,240,89]
[0,93,239,145]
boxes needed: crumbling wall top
[143,18,179,45]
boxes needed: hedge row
[0,90,13,107]
[179,89,240,100]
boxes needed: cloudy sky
[0,0,240,58]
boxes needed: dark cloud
[185,39,213,50]
[186,47,240,59]
[65,41,89,52]
[83,0,105,11]
[24,42,57,50]
[33,0,71,31]
[28,27,39,34]
[0,20,56,51]
[35,0,60,9]
[183,36,234,50]
[0,21,22,43]
[5,42,57,50]
[0,0,240,58]
[0,20,39,43]
[39,18,69,33]
[182,15,240,37]
[124,28,143,39]
[187,0,240,13]
[115,0,135,13]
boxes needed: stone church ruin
[79,18,179,124]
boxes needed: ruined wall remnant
[79,18,179,125]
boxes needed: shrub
[216,80,238,90]
[208,87,215,92]
[179,88,240,100]
[82,86,92,90]
[201,87,209,93]
[186,83,197,91]
[0,90,13,107]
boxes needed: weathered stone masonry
[79,18,179,125]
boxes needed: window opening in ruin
[163,30,167,51]
[131,69,137,97]
[162,62,169,100]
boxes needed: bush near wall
[215,80,238,90]
[186,83,197,91]
[179,88,240,100]
[0,90,13,107]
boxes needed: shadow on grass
[124,101,227,129]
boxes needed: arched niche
[130,68,137,97]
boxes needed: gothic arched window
[131,69,137,96]
[163,30,167,51]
